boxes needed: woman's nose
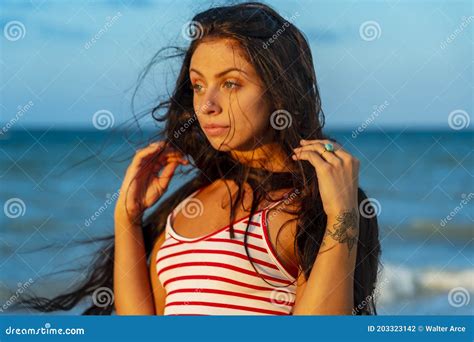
[198,95,221,116]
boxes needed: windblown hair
[17,2,381,315]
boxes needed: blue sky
[0,0,472,129]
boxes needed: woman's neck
[229,142,295,173]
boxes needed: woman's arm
[267,204,359,315]
[292,209,359,315]
[290,138,361,315]
[114,209,156,315]
[113,142,188,315]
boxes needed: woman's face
[189,38,272,152]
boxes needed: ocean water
[0,128,472,315]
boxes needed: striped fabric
[155,189,298,315]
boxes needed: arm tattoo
[326,208,359,255]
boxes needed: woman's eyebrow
[189,67,248,78]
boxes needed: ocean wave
[381,220,473,242]
[376,263,474,305]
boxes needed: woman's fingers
[299,139,344,152]
[134,142,188,171]
[293,143,341,164]
[300,139,353,160]
[144,162,180,207]
[134,142,184,160]
[117,141,190,220]
[156,161,180,185]
[145,152,188,206]
[295,139,361,179]
[293,138,344,165]
[152,155,188,173]
[292,149,330,173]
[131,142,165,167]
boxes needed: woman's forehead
[190,39,252,75]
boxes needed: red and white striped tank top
[155,188,298,315]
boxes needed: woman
[21,2,381,315]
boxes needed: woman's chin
[208,139,240,152]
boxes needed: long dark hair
[17,1,381,315]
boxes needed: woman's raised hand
[114,141,188,224]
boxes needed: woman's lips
[203,125,230,136]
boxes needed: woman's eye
[192,84,204,93]
[223,81,240,89]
